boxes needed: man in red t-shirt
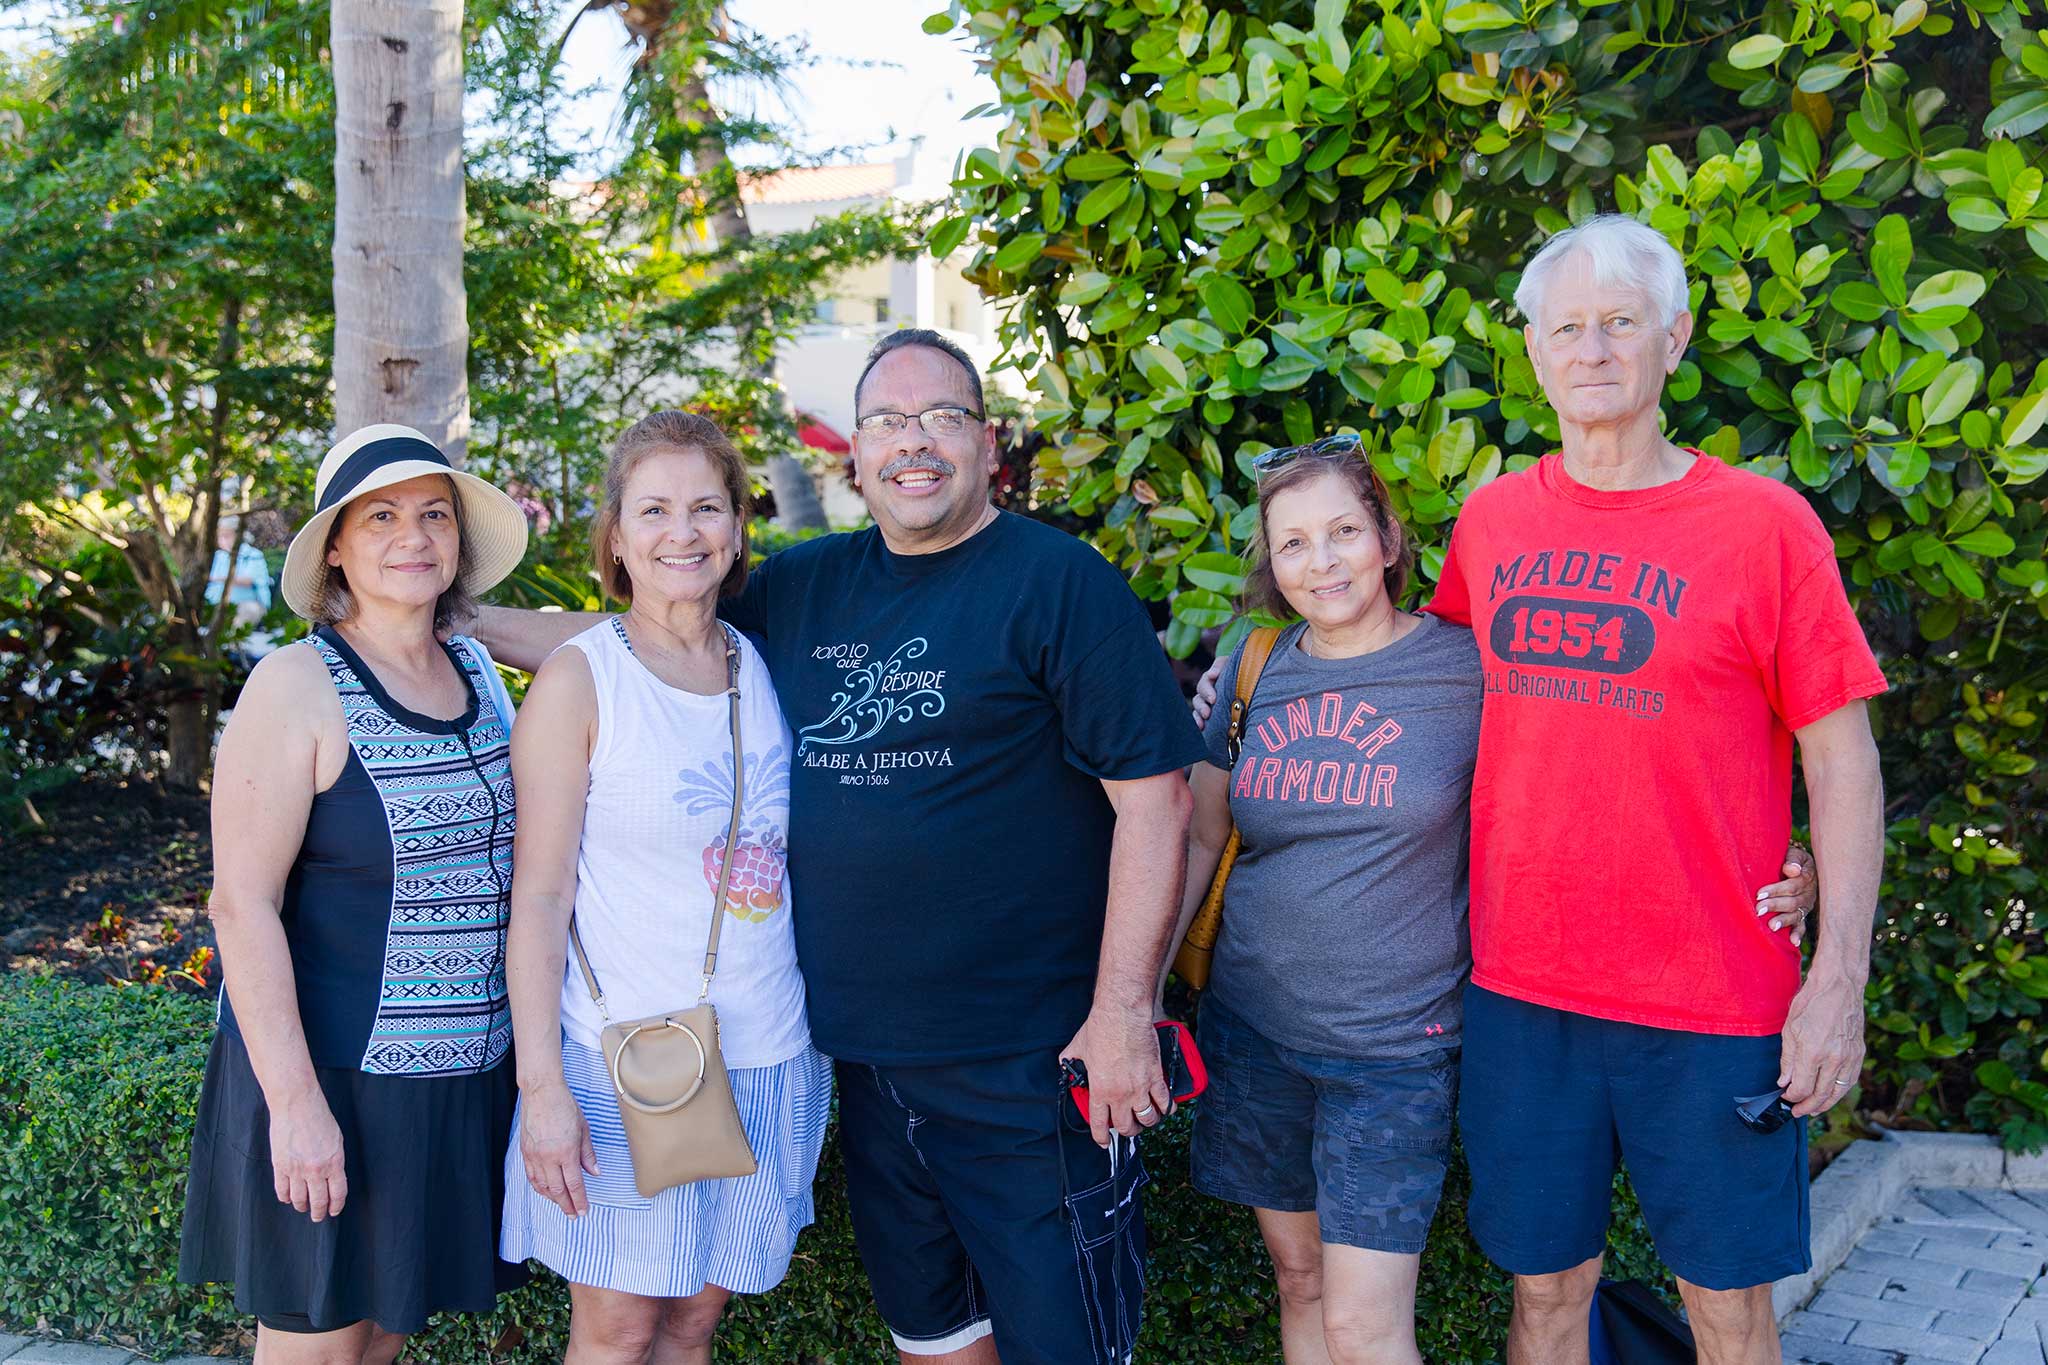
[1428,216,1885,1364]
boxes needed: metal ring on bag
[609,1019,709,1115]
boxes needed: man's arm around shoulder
[473,605,602,674]
[1778,699,1883,1118]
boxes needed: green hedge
[0,973,1671,1362]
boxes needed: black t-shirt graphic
[722,512,1207,1064]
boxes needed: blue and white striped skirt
[500,1036,832,1297]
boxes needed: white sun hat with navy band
[280,424,530,620]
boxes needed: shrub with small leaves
[1,974,1670,1361]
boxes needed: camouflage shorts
[1190,996,1457,1255]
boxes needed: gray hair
[1514,214,1691,330]
[854,327,986,416]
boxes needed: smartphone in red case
[1061,1019,1208,1121]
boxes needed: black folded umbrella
[1590,1279,1696,1365]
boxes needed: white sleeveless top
[557,617,810,1069]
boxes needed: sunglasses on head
[1250,431,1363,475]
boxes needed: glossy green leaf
[1075,178,1133,226]
[1201,276,1257,335]
[1908,270,1987,314]
[1444,2,1517,31]
[1986,91,2048,139]
[990,233,1047,272]
[1922,359,1983,427]
[1727,34,1788,69]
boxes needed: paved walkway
[1782,1185,2048,1363]
[0,1336,231,1364]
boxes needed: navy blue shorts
[835,1046,1146,1365]
[1191,996,1456,1254]
[1459,985,1810,1291]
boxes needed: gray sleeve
[1199,647,1244,770]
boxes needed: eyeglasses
[853,406,985,439]
[1250,431,1363,474]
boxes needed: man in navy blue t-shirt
[483,331,1206,1365]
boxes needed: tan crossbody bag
[1171,626,1282,993]
[566,629,757,1196]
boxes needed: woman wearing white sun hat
[178,425,532,1365]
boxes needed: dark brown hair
[1240,451,1414,620]
[316,475,477,632]
[592,410,752,605]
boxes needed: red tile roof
[741,163,898,205]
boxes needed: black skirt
[178,1027,529,1334]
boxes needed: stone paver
[1885,1280,2030,1316]
[0,1341,239,1365]
[1792,1186,2048,1363]
[1846,1320,1987,1361]
[1915,1188,2029,1231]
[1782,1335,1920,1364]
[1981,1343,2046,1365]
[4,1345,136,1365]
[1911,1241,2047,1279]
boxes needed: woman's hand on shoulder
[1191,654,1226,727]
[518,1079,598,1218]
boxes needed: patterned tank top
[219,628,516,1075]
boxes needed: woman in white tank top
[500,412,829,1361]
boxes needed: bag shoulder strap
[1224,626,1283,765]
[568,624,746,1017]
[696,628,745,1002]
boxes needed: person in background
[179,425,532,1364]
[499,411,829,1364]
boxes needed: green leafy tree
[0,1,333,790]
[461,0,922,550]
[538,0,920,529]
[933,0,2045,649]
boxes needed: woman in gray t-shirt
[1167,436,1815,1365]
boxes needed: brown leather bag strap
[568,918,606,1015]
[1224,626,1283,765]
[697,627,745,1002]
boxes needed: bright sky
[554,0,999,178]
[2,0,1001,178]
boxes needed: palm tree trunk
[331,0,470,461]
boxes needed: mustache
[879,454,955,481]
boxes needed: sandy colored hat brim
[280,430,530,621]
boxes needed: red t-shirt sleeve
[1425,518,1475,627]
[1757,516,1888,731]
